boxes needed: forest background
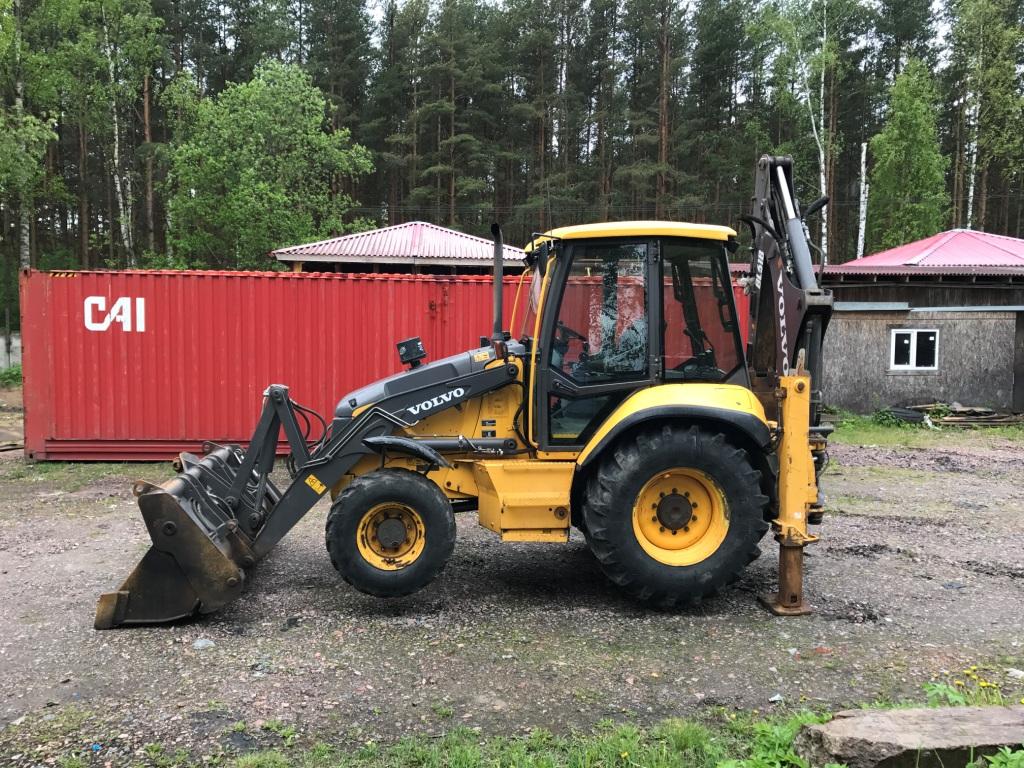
[1,0,1022,317]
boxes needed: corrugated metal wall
[20,269,748,460]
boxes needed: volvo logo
[407,387,466,417]
[777,271,789,375]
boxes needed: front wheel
[325,468,456,597]
[582,424,768,607]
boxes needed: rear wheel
[582,424,768,607]
[326,468,456,597]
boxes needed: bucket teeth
[94,446,255,629]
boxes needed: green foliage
[261,718,299,747]
[0,108,56,200]
[2,0,1023,292]
[951,0,1023,187]
[165,60,373,269]
[719,711,834,768]
[0,364,22,387]
[987,747,1024,768]
[867,59,949,252]
[871,408,915,428]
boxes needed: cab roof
[525,221,737,251]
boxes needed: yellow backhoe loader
[95,155,832,629]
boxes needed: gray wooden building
[822,229,1024,413]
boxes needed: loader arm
[95,360,519,629]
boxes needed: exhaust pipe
[490,222,503,343]
[490,223,507,356]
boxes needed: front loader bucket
[95,445,274,629]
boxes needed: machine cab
[525,222,746,451]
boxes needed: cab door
[533,239,659,450]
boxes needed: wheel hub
[356,502,425,570]
[631,468,728,565]
[376,517,408,549]
[656,493,693,531]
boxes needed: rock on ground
[795,705,1024,768]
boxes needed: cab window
[662,240,743,381]
[545,242,648,446]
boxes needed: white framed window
[889,328,939,371]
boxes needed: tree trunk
[435,114,442,224]
[826,67,838,260]
[101,6,135,265]
[79,121,90,267]
[12,0,31,270]
[978,164,988,230]
[144,73,155,254]
[107,169,116,265]
[966,98,978,228]
[655,3,670,219]
[410,81,419,221]
[856,141,868,259]
[817,0,828,262]
[537,57,546,231]
[448,68,456,227]
[952,97,964,228]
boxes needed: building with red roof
[821,230,1024,413]
[272,221,525,275]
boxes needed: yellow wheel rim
[356,502,426,571]
[631,468,729,566]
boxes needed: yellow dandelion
[954,680,965,686]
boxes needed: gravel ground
[0,420,1022,764]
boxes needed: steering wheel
[555,320,588,347]
[553,321,590,374]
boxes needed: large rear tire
[325,468,456,597]
[582,424,768,608]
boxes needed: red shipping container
[20,269,748,461]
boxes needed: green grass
[0,458,165,491]
[10,695,1024,768]
[228,713,831,768]
[828,410,1024,448]
[0,363,21,388]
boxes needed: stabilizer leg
[759,372,819,618]
[758,538,811,616]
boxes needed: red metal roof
[272,221,526,266]
[829,229,1024,275]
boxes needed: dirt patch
[826,543,900,559]
[1,435,1023,763]
[829,442,1023,475]
[961,560,1024,580]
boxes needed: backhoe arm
[741,156,834,616]
[742,155,833,424]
